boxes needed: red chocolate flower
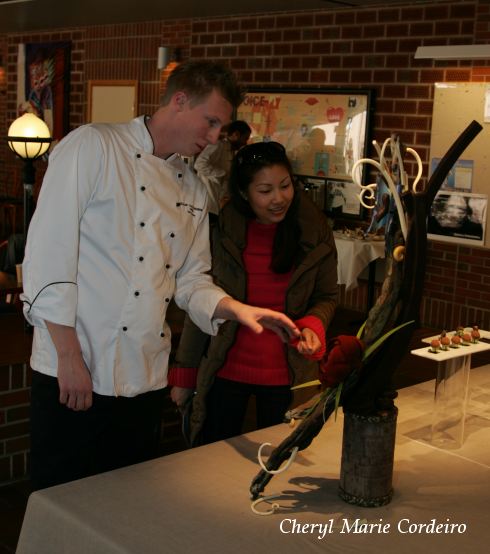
[319,335,365,387]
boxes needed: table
[334,234,385,292]
[0,270,22,310]
[17,366,490,554]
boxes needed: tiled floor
[1,308,488,552]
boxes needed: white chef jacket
[22,116,227,397]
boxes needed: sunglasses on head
[236,141,287,166]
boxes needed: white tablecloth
[17,366,490,554]
[334,234,385,291]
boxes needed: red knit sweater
[218,220,292,385]
[168,220,326,389]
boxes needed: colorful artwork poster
[430,158,474,192]
[17,41,71,142]
[237,90,370,182]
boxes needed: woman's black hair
[228,141,301,273]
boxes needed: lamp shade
[7,113,51,159]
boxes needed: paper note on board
[484,87,490,123]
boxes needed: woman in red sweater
[169,142,338,445]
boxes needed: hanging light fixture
[7,112,52,239]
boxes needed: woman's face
[246,164,294,225]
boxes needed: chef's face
[174,89,233,157]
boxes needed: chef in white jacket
[22,60,299,490]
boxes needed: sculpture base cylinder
[338,408,398,507]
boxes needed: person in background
[21,61,299,490]
[194,120,251,216]
[169,141,338,446]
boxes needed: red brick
[5,436,29,454]
[224,19,240,31]
[452,3,476,18]
[410,22,435,37]
[301,57,320,69]
[276,15,295,27]
[290,71,309,82]
[383,84,406,98]
[0,368,9,392]
[240,18,258,30]
[353,40,375,54]
[394,99,416,114]
[322,27,341,40]
[364,25,386,39]
[315,14,334,26]
[6,405,29,423]
[342,26,361,40]
[0,421,29,440]
[295,14,314,27]
[351,70,372,83]
[374,39,398,52]
[321,56,341,69]
[283,57,301,69]
[378,8,400,23]
[356,11,377,24]
[342,55,364,68]
[215,33,232,44]
[312,43,332,55]
[0,390,29,409]
[12,452,27,479]
[0,457,11,481]
[401,7,425,20]
[208,21,224,32]
[435,21,461,36]
[335,12,356,25]
[330,70,350,83]
[332,42,352,54]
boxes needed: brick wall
[0,363,30,484]
[0,2,489,330]
[0,0,489,485]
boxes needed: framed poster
[17,41,71,143]
[87,80,138,123]
[428,191,487,246]
[237,88,375,217]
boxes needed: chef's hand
[214,297,300,342]
[45,321,93,411]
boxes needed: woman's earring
[239,190,248,201]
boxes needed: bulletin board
[236,88,375,218]
[429,82,490,247]
[87,80,138,123]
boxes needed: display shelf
[411,331,490,449]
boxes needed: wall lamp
[157,46,182,70]
[415,44,490,60]
[7,112,52,240]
